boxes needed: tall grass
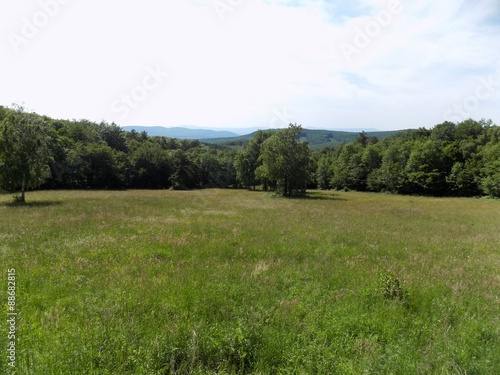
[1,189,499,374]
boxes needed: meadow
[1,189,499,374]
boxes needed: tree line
[314,120,500,198]
[0,105,499,201]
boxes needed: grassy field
[1,189,499,374]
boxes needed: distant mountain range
[121,126,239,139]
[121,126,401,149]
[201,129,400,149]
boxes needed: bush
[378,272,408,302]
[481,174,500,198]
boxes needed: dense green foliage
[0,105,498,198]
[0,108,52,202]
[1,189,498,373]
[0,106,239,197]
[234,130,271,190]
[256,125,311,196]
[314,120,500,197]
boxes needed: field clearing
[1,189,499,374]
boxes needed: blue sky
[1,0,499,131]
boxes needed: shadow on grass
[267,191,347,201]
[242,189,347,201]
[306,191,346,201]
[1,200,64,208]
[298,191,347,201]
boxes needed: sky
[1,0,499,132]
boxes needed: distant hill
[202,129,401,149]
[121,126,401,149]
[121,126,239,139]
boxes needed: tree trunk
[20,175,26,203]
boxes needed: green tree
[455,119,484,141]
[481,142,500,197]
[84,143,125,189]
[358,131,368,148]
[315,152,334,190]
[367,139,412,193]
[447,160,482,196]
[169,150,200,190]
[235,130,271,189]
[59,119,101,144]
[45,132,78,188]
[0,109,52,202]
[405,139,448,195]
[0,106,7,122]
[131,141,171,188]
[330,143,366,191]
[259,124,311,196]
[431,121,456,142]
[99,122,128,153]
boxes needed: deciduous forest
[1,105,499,199]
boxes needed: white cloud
[0,0,498,130]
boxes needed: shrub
[378,272,408,301]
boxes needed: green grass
[1,189,499,374]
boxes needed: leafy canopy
[0,108,52,201]
[258,124,311,197]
